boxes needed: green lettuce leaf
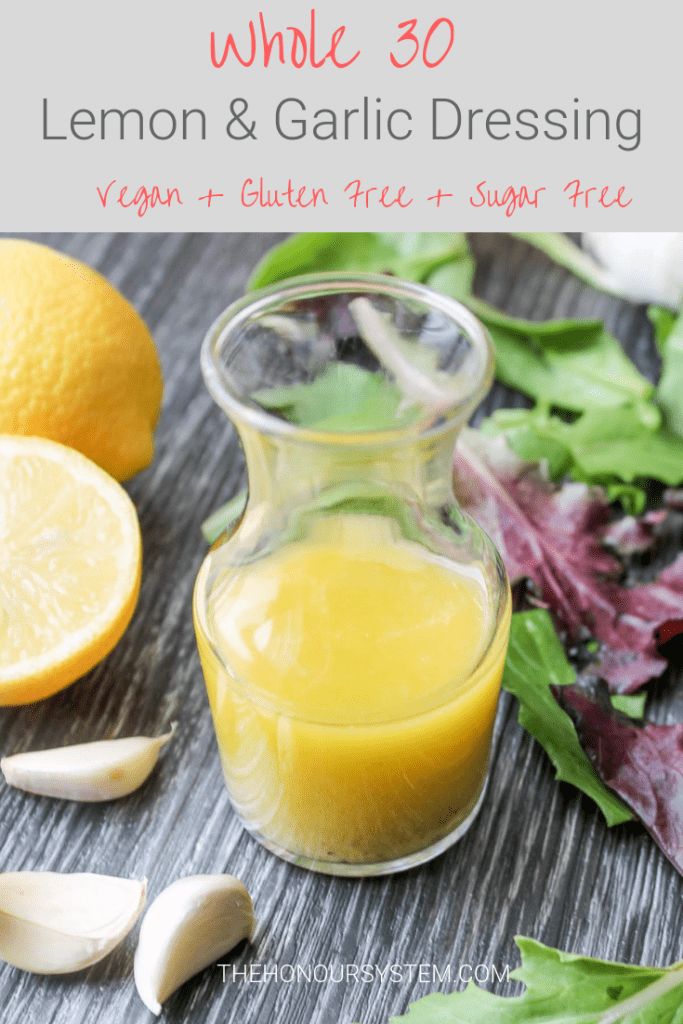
[433,281,652,413]
[484,403,683,489]
[248,232,470,290]
[610,692,646,720]
[418,254,475,303]
[650,306,683,438]
[201,491,247,545]
[425,278,653,412]
[254,363,417,432]
[502,611,632,827]
[479,318,650,412]
[597,484,647,516]
[650,306,678,353]
[389,937,683,1023]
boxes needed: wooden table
[1,233,680,1024]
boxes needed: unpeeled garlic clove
[583,232,683,308]
[0,871,146,975]
[134,874,254,1015]
[1,728,174,802]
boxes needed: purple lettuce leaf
[455,430,683,692]
[558,683,683,876]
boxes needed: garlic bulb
[583,233,683,308]
[134,875,254,1015]
[1,729,174,802]
[0,872,146,974]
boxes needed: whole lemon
[0,239,163,481]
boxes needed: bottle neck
[236,421,461,520]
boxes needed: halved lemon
[0,435,141,704]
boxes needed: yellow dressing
[195,515,510,867]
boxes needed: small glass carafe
[193,273,511,876]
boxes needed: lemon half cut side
[0,435,142,705]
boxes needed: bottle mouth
[201,272,495,447]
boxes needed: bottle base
[238,779,488,878]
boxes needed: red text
[563,179,633,209]
[210,10,360,70]
[96,180,183,219]
[390,18,456,69]
[344,180,414,209]
[469,180,546,218]
[240,177,328,208]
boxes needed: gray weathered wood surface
[0,233,681,1024]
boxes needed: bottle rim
[201,272,495,447]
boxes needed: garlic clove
[583,232,683,308]
[1,728,174,802]
[0,872,146,975]
[134,874,254,1015]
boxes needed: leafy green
[201,491,246,545]
[502,611,632,826]
[610,692,647,720]
[419,253,475,303]
[427,270,653,411]
[483,319,650,412]
[598,483,647,516]
[462,299,605,338]
[650,306,683,438]
[483,403,683,490]
[248,232,470,290]
[255,363,418,432]
[650,306,678,353]
[389,937,683,1023]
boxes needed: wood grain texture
[0,232,681,1024]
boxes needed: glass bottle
[193,273,511,876]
